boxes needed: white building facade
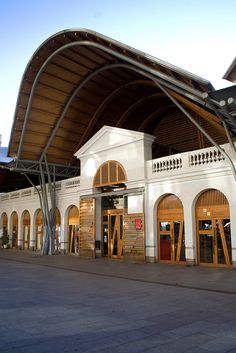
[1,126,236,267]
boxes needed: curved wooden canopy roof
[8,28,230,166]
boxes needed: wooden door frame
[196,217,232,267]
[108,209,124,259]
[158,218,185,264]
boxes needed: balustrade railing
[152,155,182,173]
[65,178,80,188]
[152,145,228,175]
[0,194,9,201]
[21,189,32,197]
[10,192,20,199]
[0,176,81,202]
[189,149,225,166]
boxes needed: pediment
[75,126,154,158]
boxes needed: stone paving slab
[1,249,236,294]
[1,249,236,352]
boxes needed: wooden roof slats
[39,73,76,94]
[35,83,69,102]
[30,96,63,115]
[53,128,83,141]
[115,94,159,128]
[89,46,119,63]
[70,45,109,66]
[33,91,66,108]
[121,98,170,131]
[26,123,52,135]
[59,119,87,132]
[61,47,105,70]
[73,91,104,108]
[47,139,77,153]
[30,109,58,122]
[45,62,86,84]
[138,105,176,132]
[53,51,98,73]
[168,89,226,137]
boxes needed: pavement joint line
[1,255,236,296]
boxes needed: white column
[60,216,68,254]
[183,201,196,265]
[17,215,23,249]
[29,214,35,250]
[145,189,157,263]
[8,215,13,247]
[229,200,236,266]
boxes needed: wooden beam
[167,89,226,137]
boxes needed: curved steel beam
[154,80,236,181]
[16,40,206,159]
[116,93,164,128]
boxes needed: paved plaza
[1,250,236,353]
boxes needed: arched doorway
[22,210,30,249]
[196,189,232,266]
[94,160,128,260]
[10,212,18,248]
[1,212,8,236]
[0,213,8,246]
[54,208,61,253]
[67,205,80,254]
[35,209,44,251]
[157,194,185,263]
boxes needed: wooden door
[197,217,231,266]
[158,195,185,263]
[159,220,185,262]
[12,212,18,248]
[108,210,123,259]
[196,190,232,267]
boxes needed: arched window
[93,160,127,187]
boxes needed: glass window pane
[160,222,170,231]
[174,221,185,261]
[199,220,212,230]
[217,219,232,264]
[200,234,213,263]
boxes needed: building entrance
[108,210,123,259]
[101,194,126,259]
[196,189,232,267]
[157,194,185,263]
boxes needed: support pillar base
[186,258,197,266]
[146,256,157,263]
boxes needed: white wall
[0,127,235,266]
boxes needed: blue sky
[0,0,235,146]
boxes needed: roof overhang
[223,57,236,83]
[5,28,235,185]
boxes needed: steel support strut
[39,158,57,255]
[22,162,57,255]
[154,80,236,182]
[202,94,236,158]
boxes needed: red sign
[135,218,142,230]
